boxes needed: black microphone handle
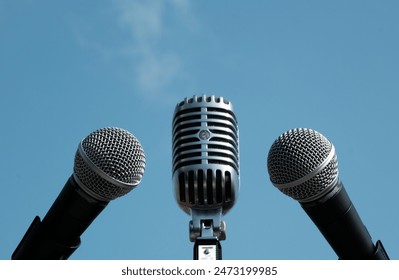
[42,176,108,242]
[300,180,378,259]
[12,176,107,259]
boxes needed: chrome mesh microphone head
[267,128,339,203]
[172,95,239,215]
[73,127,146,202]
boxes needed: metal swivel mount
[190,209,225,260]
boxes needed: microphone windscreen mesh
[267,128,338,202]
[74,127,145,201]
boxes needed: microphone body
[172,95,239,259]
[12,177,106,259]
[301,181,380,259]
[12,127,145,259]
[41,176,107,244]
[267,128,389,260]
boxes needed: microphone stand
[372,240,390,260]
[189,207,226,260]
[337,240,389,260]
[193,220,222,260]
[194,237,222,260]
[12,216,80,260]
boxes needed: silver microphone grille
[267,128,338,203]
[73,127,146,202]
[172,95,239,214]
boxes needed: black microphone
[12,127,146,259]
[267,128,389,259]
[172,95,239,259]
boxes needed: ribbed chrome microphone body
[172,95,239,216]
[267,128,339,203]
[74,127,146,202]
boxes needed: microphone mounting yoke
[189,209,226,242]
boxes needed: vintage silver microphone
[172,95,239,259]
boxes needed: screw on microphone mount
[189,209,226,242]
[191,209,224,260]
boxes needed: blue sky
[1,0,398,260]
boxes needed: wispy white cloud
[116,0,163,45]
[114,0,182,97]
[74,0,196,101]
[136,50,181,94]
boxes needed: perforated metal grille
[172,95,239,174]
[74,127,145,201]
[178,169,234,207]
[172,95,239,213]
[267,128,338,201]
[278,155,338,201]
